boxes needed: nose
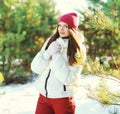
[60,26,64,30]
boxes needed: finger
[56,45,61,50]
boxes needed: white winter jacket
[31,37,86,98]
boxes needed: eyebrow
[58,23,69,27]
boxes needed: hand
[56,38,66,53]
[46,41,61,57]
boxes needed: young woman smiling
[31,12,86,114]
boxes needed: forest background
[0,0,120,110]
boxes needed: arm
[31,38,61,75]
[31,38,50,75]
[49,53,83,85]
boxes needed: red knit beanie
[59,12,79,31]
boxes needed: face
[58,22,70,38]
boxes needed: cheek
[65,31,70,36]
[58,27,60,32]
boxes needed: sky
[53,0,108,15]
[53,0,89,14]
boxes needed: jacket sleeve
[31,38,50,75]
[49,53,83,85]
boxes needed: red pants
[35,94,76,114]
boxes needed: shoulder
[41,37,51,48]
[44,37,51,44]
[76,31,85,43]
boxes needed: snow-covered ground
[0,75,120,114]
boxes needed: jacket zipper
[63,85,66,91]
[45,69,51,98]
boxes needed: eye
[65,25,69,28]
[57,24,61,27]
[57,24,69,29]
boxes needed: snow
[0,75,120,114]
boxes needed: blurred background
[0,0,120,112]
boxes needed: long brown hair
[45,28,82,66]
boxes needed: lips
[59,32,65,35]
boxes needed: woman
[31,12,86,114]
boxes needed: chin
[60,35,65,37]
[60,35,68,37]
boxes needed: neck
[61,36,69,39]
